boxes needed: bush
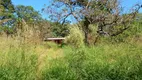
[65,25,84,48]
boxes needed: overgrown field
[0,36,142,80]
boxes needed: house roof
[45,38,65,40]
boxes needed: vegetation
[45,0,141,44]
[0,0,142,80]
[0,36,142,80]
[65,25,84,48]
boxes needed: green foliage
[104,21,142,43]
[50,22,69,37]
[0,0,16,35]
[41,59,76,80]
[15,5,42,22]
[0,36,142,80]
[0,0,15,19]
[41,47,87,80]
[42,43,142,80]
[1,0,142,79]
[0,45,38,80]
[0,25,15,34]
[65,25,84,48]
[44,42,59,49]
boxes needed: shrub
[65,25,84,48]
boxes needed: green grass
[42,43,142,80]
[0,44,38,80]
[0,37,142,80]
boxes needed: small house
[44,38,65,44]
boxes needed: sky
[11,0,142,19]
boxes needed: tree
[50,22,69,37]
[0,0,15,36]
[0,0,15,24]
[14,5,51,40]
[15,5,42,23]
[44,0,142,44]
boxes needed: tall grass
[65,25,84,48]
[0,36,142,80]
[0,36,63,80]
[42,43,142,80]
[0,37,37,80]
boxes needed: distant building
[44,38,65,44]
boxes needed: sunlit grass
[0,36,142,80]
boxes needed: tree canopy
[0,0,142,44]
[0,0,15,24]
[45,0,142,44]
[15,5,42,22]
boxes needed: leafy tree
[45,0,142,44]
[0,0,15,36]
[0,0,15,24]
[50,22,69,37]
[14,5,52,40]
[15,5,42,23]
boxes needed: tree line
[0,0,142,45]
